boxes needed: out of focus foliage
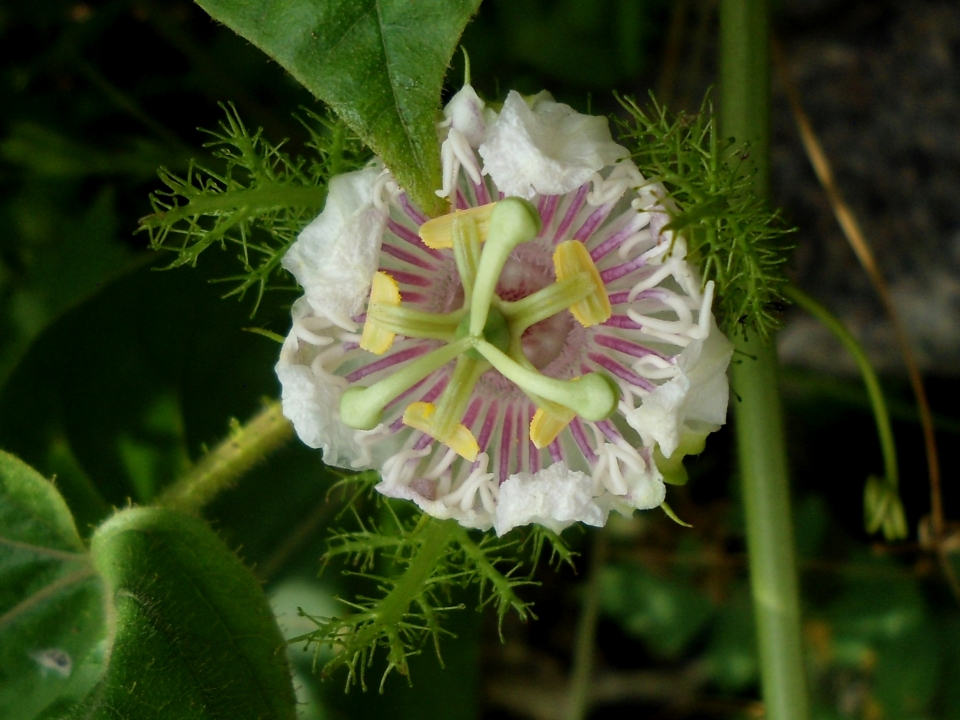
[1,1,959,719]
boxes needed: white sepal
[478,91,627,199]
[281,166,387,324]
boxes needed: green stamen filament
[340,337,472,430]
[429,356,489,444]
[469,198,542,336]
[452,213,483,302]
[366,305,464,342]
[501,273,594,335]
[474,339,618,422]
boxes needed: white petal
[442,84,489,148]
[625,319,733,457]
[274,299,365,468]
[478,91,627,199]
[494,462,608,536]
[282,166,387,323]
[677,320,734,428]
[377,482,494,531]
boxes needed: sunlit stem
[339,338,471,430]
[474,339,617,422]
[469,198,542,336]
[156,401,292,513]
[501,274,594,335]
[453,214,483,302]
[430,355,489,443]
[367,305,464,342]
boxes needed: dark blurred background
[1,1,959,718]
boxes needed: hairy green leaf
[194,0,481,217]
[79,507,297,720]
[0,451,106,720]
[77,508,296,720]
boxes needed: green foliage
[617,95,795,339]
[141,105,368,312]
[461,0,669,95]
[0,123,175,180]
[0,451,106,720]
[599,561,714,658]
[192,0,483,217]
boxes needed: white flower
[478,91,628,199]
[275,299,363,466]
[276,85,732,536]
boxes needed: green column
[720,2,810,719]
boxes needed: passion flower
[276,86,733,535]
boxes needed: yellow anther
[418,203,497,249]
[553,240,612,327]
[360,271,402,354]
[530,404,576,449]
[402,401,480,461]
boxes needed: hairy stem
[316,516,459,683]
[721,2,810,719]
[156,401,293,513]
[144,182,328,228]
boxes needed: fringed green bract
[616,94,795,339]
[140,104,369,314]
[291,474,573,690]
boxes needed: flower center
[496,250,572,370]
[341,197,619,457]
[522,311,574,370]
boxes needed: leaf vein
[374,1,422,170]
[0,535,88,561]
[0,564,96,630]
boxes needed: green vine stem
[156,401,293,513]
[720,2,810,719]
[786,286,907,539]
[566,530,606,720]
[786,286,897,484]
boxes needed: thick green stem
[721,2,810,719]
[156,401,293,513]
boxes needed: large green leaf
[193,0,481,216]
[0,451,107,720]
[80,507,297,720]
